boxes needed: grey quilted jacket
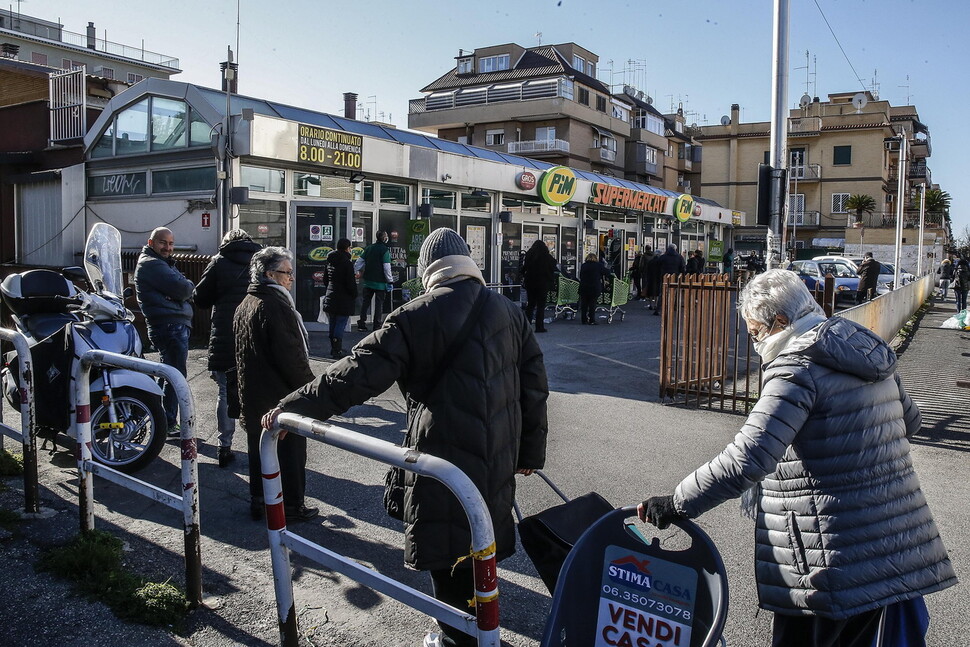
[674,317,956,618]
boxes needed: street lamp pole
[917,182,926,276]
[893,130,907,289]
[767,0,790,269]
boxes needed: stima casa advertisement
[596,545,697,647]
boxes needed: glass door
[292,202,349,324]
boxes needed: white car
[812,255,915,294]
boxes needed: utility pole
[767,0,790,269]
[917,182,926,275]
[893,130,908,289]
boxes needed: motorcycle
[1,223,166,473]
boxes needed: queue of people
[136,223,954,647]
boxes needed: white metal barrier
[73,349,203,607]
[262,413,500,647]
[837,273,935,342]
[0,327,39,513]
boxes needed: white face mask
[753,323,796,363]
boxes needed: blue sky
[28,0,969,233]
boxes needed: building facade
[697,92,946,267]
[65,79,743,328]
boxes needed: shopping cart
[594,276,630,323]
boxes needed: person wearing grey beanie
[265,227,550,647]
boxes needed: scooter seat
[22,312,79,340]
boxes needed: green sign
[709,240,724,263]
[407,219,431,265]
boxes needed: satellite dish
[851,92,868,112]
[690,122,697,128]
[624,85,636,97]
[720,115,731,126]
[645,95,653,105]
[799,93,811,109]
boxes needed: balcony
[410,77,568,114]
[787,210,821,226]
[788,117,822,134]
[508,139,570,155]
[844,210,946,229]
[789,163,821,182]
[632,159,660,177]
[589,146,617,163]
[1,19,180,70]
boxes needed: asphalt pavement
[0,293,966,646]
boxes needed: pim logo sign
[607,555,653,593]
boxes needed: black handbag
[382,285,489,520]
[516,471,614,594]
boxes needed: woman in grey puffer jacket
[639,269,956,647]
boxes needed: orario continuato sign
[297,124,363,170]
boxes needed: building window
[641,146,657,165]
[535,126,556,141]
[153,167,217,194]
[98,67,115,79]
[612,103,629,121]
[558,77,574,100]
[241,166,285,194]
[478,54,509,73]
[128,72,144,84]
[572,55,586,74]
[150,97,187,151]
[422,188,456,210]
[485,129,505,146]
[595,95,607,113]
[457,57,473,74]
[457,135,469,145]
[588,62,595,78]
[578,87,589,106]
[833,145,852,165]
[115,99,150,155]
[832,192,850,213]
[30,52,47,65]
[380,182,410,205]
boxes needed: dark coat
[521,245,558,295]
[954,261,970,292]
[644,254,662,298]
[133,246,194,334]
[658,249,687,277]
[279,278,549,571]
[856,257,880,295]
[322,249,358,316]
[234,283,314,430]
[193,239,261,371]
[686,254,705,274]
[579,260,610,298]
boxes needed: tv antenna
[868,69,880,99]
[535,31,542,45]
[899,74,912,104]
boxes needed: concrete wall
[836,272,934,342]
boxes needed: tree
[921,188,951,218]
[845,194,877,225]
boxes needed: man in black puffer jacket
[264,228,549,647]
[194,229,261,467]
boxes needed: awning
[590,125,611,139]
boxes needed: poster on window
[523,231,539,252]
[543,234,558,257]
[466,225,486,270]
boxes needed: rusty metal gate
[658,273,761,412]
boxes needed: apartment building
[697,92,944,264]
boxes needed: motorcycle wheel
[89,387,166,473]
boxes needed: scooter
[1,223,166,473]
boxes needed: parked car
[788,259,859,307]
[813,255,916,294]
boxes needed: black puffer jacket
[279,277,549,570]
[194,239,261,371]
[234,283,314,430]
[322,249,357,317]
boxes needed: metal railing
[73,350,203,607]
[786,210,821,226]
[508,138,570,154]
[24,25,180,69]
[262,413,499,647]
[0,327,39,513]
[790,163,821,181]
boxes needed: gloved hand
[386,283,394,292]
[637,495,680,530]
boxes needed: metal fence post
[74,358,95,532]
[259,427,299,647]
[0,328,39,513]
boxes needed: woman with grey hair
[233,246,318,522]
[639,269,955,646]
[193,228,260,468]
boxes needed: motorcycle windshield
[84,223,124,296]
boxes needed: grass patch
[0,449,24,476]
[0,506,21,531]
[38,529,187,628]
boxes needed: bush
[0,450,24,477]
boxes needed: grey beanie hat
[417,227,469,277]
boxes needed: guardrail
[0,327,39,513]
[262,413,500,647]
[73,349,203,608]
